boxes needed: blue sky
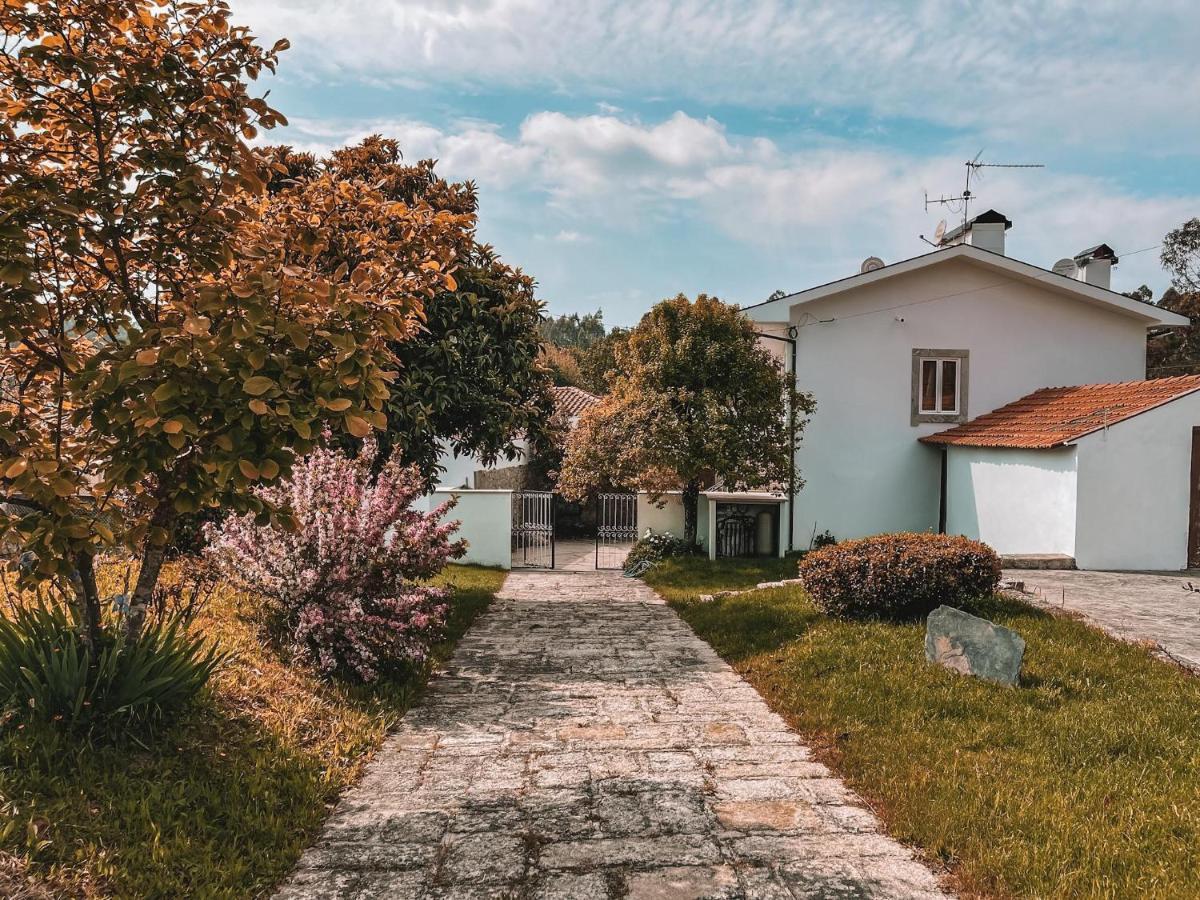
[239,0,1200,326]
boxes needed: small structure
[922,376,1200,570]
[637,490,790,560]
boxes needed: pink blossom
[207,438,465,682]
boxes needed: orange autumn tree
[0,0,470,649]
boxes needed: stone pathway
[1008,568,1200,670]
[275,572,948,899]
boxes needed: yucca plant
[0,601,225,732]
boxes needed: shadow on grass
[0,563,505,898]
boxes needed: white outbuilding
[921,376,1200,570]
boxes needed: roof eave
[744,244,1190,328]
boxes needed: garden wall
[427,489,513,569]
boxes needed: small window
[919,358,959,415]
[912,349,968,425]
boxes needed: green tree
[558,294,813,543]
[540,310,607,349]
[576,327,630,394]
[1162,218,1200,293]
[266,138,554,484]
[1148,288,1200,378]
[0,1,469,645]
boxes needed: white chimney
[939,209,1012,256]
[1073,244,1118,290]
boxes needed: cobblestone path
[276,571,948,899]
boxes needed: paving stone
[624,864,739,899]
[273,571,951,899]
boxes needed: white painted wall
[752,256,1148,543]
[427,489,512,569]
[637,492,685,537]
[944,446,1077,556]
[1074,393,1200,570]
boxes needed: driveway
[1006,569,1200,670]
[275,571,948,899]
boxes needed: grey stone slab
[273,571,951,899]
[925,605,1026,686]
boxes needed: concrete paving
[1007,568,1200,669]
[275,571,949,899]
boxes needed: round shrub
[798,532,1001,619]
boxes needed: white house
[746,210,1195,569]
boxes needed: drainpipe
[754,328,799,553]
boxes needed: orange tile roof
[552,385,602,418]
[920,376,1200,449]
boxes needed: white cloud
[552,229,587,243]
[239,0,1200,149]
[281,109,1196,293]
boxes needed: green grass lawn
[0,563,505,899]
[645,557,1200,900]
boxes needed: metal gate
[512,490,554,568]
[596,492,637,570]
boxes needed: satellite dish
[933,219,947,245]
[1052,258,1079,278]
[860,256,885,274]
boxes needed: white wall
[945,446,1077,556]
[1074,393,1200,570]
[754,257,1148,543]
[427,489,512,569]
[637,492,685,537]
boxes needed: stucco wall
[636,492,712,553]
[755,257,1148,543]
[1074,394,1200,570]
[637,492,685,537]
[428,489,512,569]
[945,446,1078,556]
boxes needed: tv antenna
[923,151,1044,236]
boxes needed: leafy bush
[0,603,223,732]
[798,532,1001,620]
[624,530,700,571]
[811,529,837,550]
[208,440,465,682]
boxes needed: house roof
[920,375,1200,449]
[552,385,602,418]
[743,243,1189,328]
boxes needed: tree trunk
[124,500,175,641]
[71,551,103,658]
[682,480,701,546]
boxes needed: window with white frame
[919,357,959,414]
[911,349,968,425]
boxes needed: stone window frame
[911,348,969,426]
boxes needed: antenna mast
[924,152,1044,232]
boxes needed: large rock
[925,605,1025,686]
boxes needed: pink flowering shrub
[207,440,465,681]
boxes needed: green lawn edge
[645,557,1200,900]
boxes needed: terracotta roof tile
[920,376,1200,449]
[552,385,602,418]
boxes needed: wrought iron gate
[596,492,637,570]
[512,490,554,568]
